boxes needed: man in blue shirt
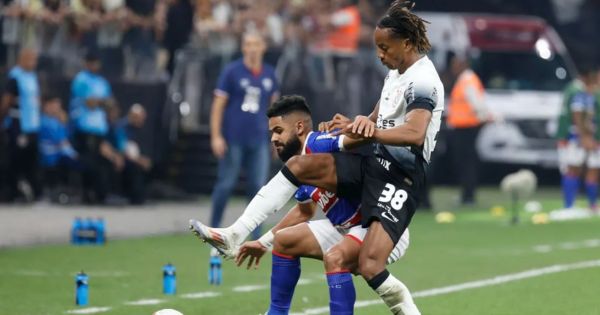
[0,48,42,202]
[107,103,152,204]
[39,96,78,202]
[70,51,115,204]
[209,31,280,239]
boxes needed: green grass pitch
[1,187,599,315]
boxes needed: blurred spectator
[233,0,284,49]
[327,0,361,114]
[446,52,492,206]
[555,64,600,212]
[1,47,42,202]
[39,95,77,202]
[123,0,159,81]
[97,0,127,78]
[38,0,70,70]
[326,0,360,59]
[162,0,193,76]
[70,51,115,203]
[209,31,279,239]
[71,0,104,52]
[108,103,151,204]
[193,0,235,57]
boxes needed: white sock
[228,171,298,241]
[374,274,421,315]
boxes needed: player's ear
[403,38,413,52]
[295,120,304,135]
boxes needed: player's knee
[324,248,347,273]
[272,230,295,255]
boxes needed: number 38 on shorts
[377,183,408,223]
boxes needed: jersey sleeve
[294,185,314,204]
[215,66,233,97]
[405,78,438,112]
[306,131,344,153]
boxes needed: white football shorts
[558,140,600,170]
[307,219,409,265]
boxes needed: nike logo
[382,211,399,223]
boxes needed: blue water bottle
[79,218,90,244]
[71,217,82,245]
[95,218,105,245]
[209,248,222,285]
[163,263,176,294]
[75,271,89,306]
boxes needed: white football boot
[189,219,240,259]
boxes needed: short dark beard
[278,136,302,162]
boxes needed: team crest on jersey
[240,78,250,88]
[262,78,273,91]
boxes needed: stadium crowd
[0,0,390,205]
[0,0,394,81]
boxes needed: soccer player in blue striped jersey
[192,95,410,314]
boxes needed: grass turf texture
[1,187,599,315]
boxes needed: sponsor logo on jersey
[377,157,391,171]
[311,189,338,212]
[316,133,336,140]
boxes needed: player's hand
[211,135,227,159]
[351,115,376,138]
[235,240,267,270]
[321,113,352,133]
[318,121,329,132]
[333,115,376,139]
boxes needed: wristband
[257,230,274,249]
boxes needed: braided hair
[377,1,431,54]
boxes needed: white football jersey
[376,55,444,166]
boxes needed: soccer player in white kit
[191,1,443,313]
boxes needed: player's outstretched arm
[373,108,432,146]
[235,203,316,269]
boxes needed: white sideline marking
[87,271,129,277]
[291,259,600,315]
[533,239,600,253]
[233,284,269,292]
[296,278,314,285]
[12,270,129,277]
[125,299,165,306]
[232,278,314,292]
[14,270,49,276]
[65,307,111,314]
[180,292,222,299]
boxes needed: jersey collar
[301,131,313,155]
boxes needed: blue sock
[585,182,598,209]
[562,174,579,208]
[327,271,356,315]
[268,251,301,315]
